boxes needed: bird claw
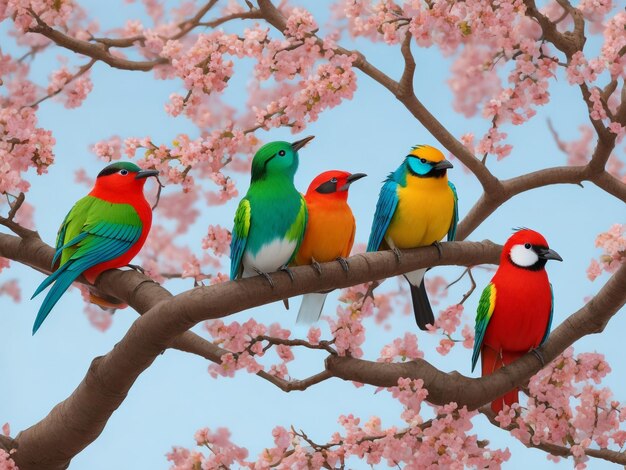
[279,265,295,282]
[311,258,322,276]
[127,263,145,274]
[432,241,443,258]
[392,247,402,263]
[253,267,275,288]
[530,348,545,367]
[336,257,349,272]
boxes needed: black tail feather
[409,280,434,330]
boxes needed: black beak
[135,169,159,179]
[291,135,315,152]
[535,246,563,262]
[432,159,453,171]
[339,173,367,191]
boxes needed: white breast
[242,238,297,277]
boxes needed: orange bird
[294,170,366,323]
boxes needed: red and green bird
[294,170,366,323]
[471,229,562,413]
[31,162,159,334]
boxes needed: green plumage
[32,195,143,334]
[471,283,496,372]
[230,140,309,280]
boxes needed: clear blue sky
[1,1,624,469]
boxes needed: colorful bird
[471,229,562,413]
[230,137,313,290]
[31,162,159,334]
[367,144,458,330]
[294,170,366,323]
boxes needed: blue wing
[367,178,399,252]
[471,283,496,372]
[230,198,251,280]
[32,219,142,334]
[540,283,554,345]
[447,181,459,242]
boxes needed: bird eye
[524,243,531,249]
[278,150,286,157]
[119,169,129,176]
[330,177,337,183]
[420,158,427,164]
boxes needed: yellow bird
[367,145,458,330]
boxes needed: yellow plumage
[385,174,455,248]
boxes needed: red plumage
[83,172,153,284]
[481,229,559,413]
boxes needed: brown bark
[326,263,626,409]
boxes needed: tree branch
[27,13,167,71]
[255,0,502,193]
[325,263,626,408]
[7,239,501,469]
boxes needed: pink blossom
[92,136,122,161]
[307,327,321,345]
[202,225,231,257]
[0,280,20,302]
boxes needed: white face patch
[509,243,539,267]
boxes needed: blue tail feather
[31,263,71,300]
[32,269,81,335]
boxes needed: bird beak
[291,135,315,152]
[535,246,563,262]
[432,159,453,171]
[339,173,367,191]
[135,169,159,179]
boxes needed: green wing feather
[286,195,308,263]
[230,198,251,280]
[540,283,554,345]
[447,181,459,241]
[32,196,143,334]
[471,283,496,372]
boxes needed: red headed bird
[472,229,562,413]
[294,170,366,323]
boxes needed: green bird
[230,137,313,287]
[31,162,159,334]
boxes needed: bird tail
[296,293,328,324]
[481,346,522,413]
[31,267,81,335]
[404,269,433,330]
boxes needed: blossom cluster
[587,224,625,281]
[496,347,626,468]
[167,379,511,469]
[204,318,294,380]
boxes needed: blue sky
[1,1,624,469]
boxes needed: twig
[0,193,38,239]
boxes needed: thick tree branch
[325,263,626,409]
[8,239,500,469]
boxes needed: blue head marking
[406,156,432,176]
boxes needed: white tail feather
[404,268,427,286]
[296,293,328,324]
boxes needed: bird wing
[32,197,143,333]
[447,181,459,241]
[540,283,554,345]
[230,198,251,280]
[471,282,497,372]
[367,178,399,252]
[286,195,308,264]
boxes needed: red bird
[471,229,562,413]
[294,170,366,323]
